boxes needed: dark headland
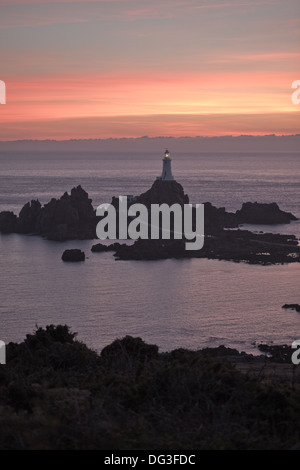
[1,324,300,450]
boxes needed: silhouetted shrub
[101,335,159,362]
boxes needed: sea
[0,151,299,355]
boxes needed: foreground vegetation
[1,325,300,450]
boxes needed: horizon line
[1,133,300,143]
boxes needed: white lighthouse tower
[159,149,174,181]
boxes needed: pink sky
[0,0,299,140]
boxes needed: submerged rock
[61,249,85,262]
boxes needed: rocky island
[0,179,299,265]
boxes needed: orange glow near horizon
[1,69,299,139]
[0,0,299,140]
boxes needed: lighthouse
[159,149,174,181]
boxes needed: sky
[0,0,299,140]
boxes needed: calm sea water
[0,151,299,354]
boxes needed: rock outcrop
[111,181,239,236]
[282,304,300,313]
[91,242,126,252]
[37,186,97,240]
[0,211,17,233]
[61,249,85,262]
[236,202,297,225]
[108,230,300,265]
[202,202,238,234]
[0,185,97,241]
[135,179,189,207]
[16,200,42,234]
